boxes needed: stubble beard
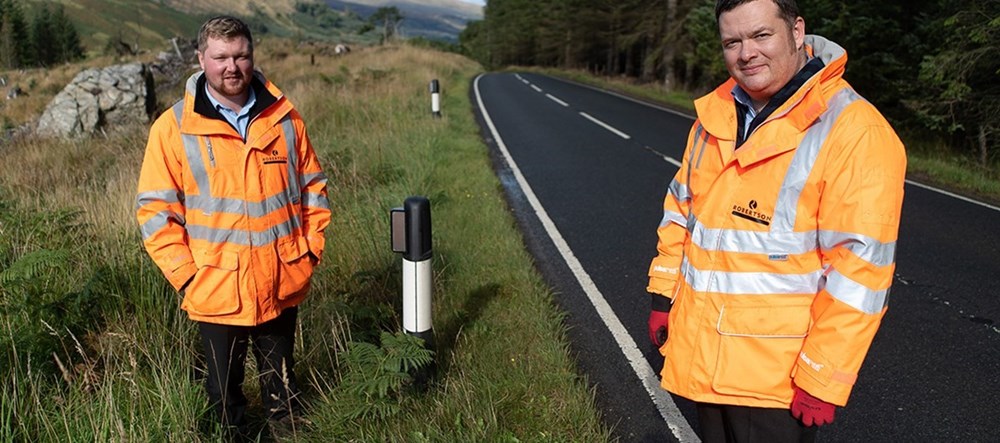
[211,74,249,100]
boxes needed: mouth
[740,64,766,75]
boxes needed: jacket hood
[804,35,847,86]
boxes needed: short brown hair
[197,16,253,53]
[715,0,800,28]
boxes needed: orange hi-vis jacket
[136,71,331,326]
[647,36,906,408]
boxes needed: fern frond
[0,249,71,287]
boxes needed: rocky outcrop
[36,63,155,138]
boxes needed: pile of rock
[36,62,155,138]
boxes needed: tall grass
[1,41,612,441]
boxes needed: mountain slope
[324,0,483,42]
[27,0,372,57]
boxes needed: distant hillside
[23,0,373,57]
[324,0,483,42]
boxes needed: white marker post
[429,79,441,118]
[391,196,435,384]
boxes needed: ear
[793,17,805,50]
[197,51,205,71]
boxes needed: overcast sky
[462,0,485,5]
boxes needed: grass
[0,41,612,441]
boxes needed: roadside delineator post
[429,79,441,118]
[391,196,435,384]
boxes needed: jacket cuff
[651,293,672,312]
[167,261,198,292]
[307,233,325,263]
[792,345,857,406]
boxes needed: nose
[739,40,757,62]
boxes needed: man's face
[719,0,805,107]
[197,35,254,103]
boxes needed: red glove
[647,310,669,347]
[791,386,836,426]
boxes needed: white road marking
[580,112,631,140]
[531,84,543,93]
[905,179,1000,212]
[644,146,683,168]
[475,73,700,442]
[546,93,569,107]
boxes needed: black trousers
[696,402,817,443]
[198,306,302,431]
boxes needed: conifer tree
[0,0,30,68]
[0,16,17,69]
[51,4,83,63]
[30,3,54,66]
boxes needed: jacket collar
[179,70,290,139]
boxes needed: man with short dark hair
[136,15,330,438]
[646,1,906,441]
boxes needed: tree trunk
[641,35,655,81]
[662,0,677,90]
[979,124,989,168]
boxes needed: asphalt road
[470,72,1000,442]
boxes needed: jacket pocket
[277,236,314,299]
[711,302,811,402]
[183,250,241,316]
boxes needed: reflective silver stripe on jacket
[681,255,826,295]
[771,89,859,233]
[171,102,213,198]
[140,209,186,240]
[659,178,689,228]
[282,116,301,205]
[676,89,891,314]
[135,189,182,211]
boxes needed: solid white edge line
[580,112,631,140]
[546,93,570,107]
[475,73,700,442]
[905,179,1000,212]
[531,84,543,93]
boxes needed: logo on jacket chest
[731,199,772,226]
[263,148,288,165]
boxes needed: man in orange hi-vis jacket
[135,16,330,438]
[646,0,905,441]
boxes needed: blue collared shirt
[731,85,758,140]
[205,84,256,140]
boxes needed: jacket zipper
[205,138,216,168]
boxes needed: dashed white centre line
[530,84,543,93]
[580,112,631,140]
[643,146,683,168]
[546,93,569,107]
